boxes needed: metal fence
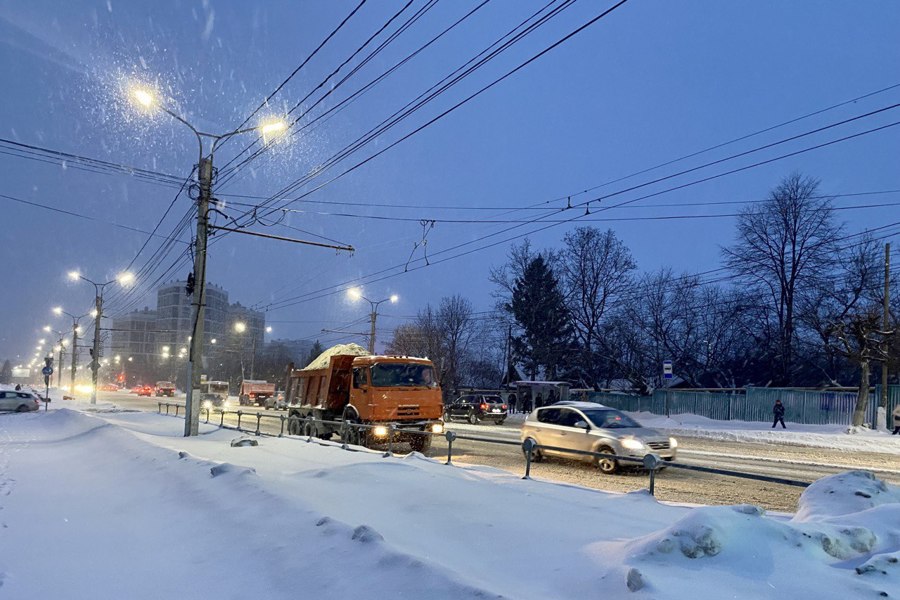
[156,403,811,497]
[587,385,900,426]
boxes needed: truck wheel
[287,415,302,436]
[301,420,315,437]
[409,434,432,453]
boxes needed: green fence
[586,386,900,427]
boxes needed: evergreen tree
[304,340,325,367]
[0,359,11,384]
[507,256,575,380]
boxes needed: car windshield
[370,363,436,387]
[581,409,641,429]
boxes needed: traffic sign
[662,360,673,379]
[42,366,54,376]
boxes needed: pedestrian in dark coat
[772,399,786,429]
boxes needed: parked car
[444,393,508,425]
[0,390,40,412]
[520,401,677,474]
[136,385,153,397]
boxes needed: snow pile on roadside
[1,408,899,599]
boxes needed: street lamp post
[44,325,68,388]
[130,85,285,437]
[347,288,398,354]
[54,307,89,394]
[68,271,134,404]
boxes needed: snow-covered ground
[1,400,899,599]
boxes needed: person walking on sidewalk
[892,404,900,435]
[772,399,786,429]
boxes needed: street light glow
[117,272,135,286]
[68,271,81,281]
[39,339,46,345]
[43,325,51,332]
[210,338,217,344]
[347,287,362,301]
[53,306,63,315]
[390,294,399,304]
[234,322,247,333]
[90,309,98,318]
[132,87,155,108]
[259,119,287,137]
[265,326,272,333]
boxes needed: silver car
[521,401,677,474]
[0,390,41,412]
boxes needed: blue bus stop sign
[42,366,53,376]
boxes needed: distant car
[137,385,153,397]
[200,393,226,410]
[0,390,40,412]
[154,381,176,397]
[521,402,677,474]
[444,394,508,425]
[264,391,287,410]
[130,386,142,394]
[99,384,119,392]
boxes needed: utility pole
[369,310,377,354]
[70,322,78,394]
[882,242,891,415]
[57,342,64,388]
[91,294,102,404]
[185,156,212,437]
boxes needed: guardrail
[156,405,811,497]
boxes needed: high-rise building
[110,307,157,384]
[156,280,229,369]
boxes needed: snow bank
[2,408,899,599]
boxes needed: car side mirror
[574,420,590,430]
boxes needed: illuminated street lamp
[67,270,135,403]
[347,288,399,353]
[129,84,287,437]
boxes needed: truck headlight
[669,437,678,448]
[373,426,389,437]
[621,438,644,450]
[431,423,444,434]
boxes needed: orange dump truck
[239,379,276,406]
[284,344,444,452]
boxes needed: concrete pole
[91,292,102,404]
[70,321,78,394]
[369,309,377,354]
[185,156,212,437]
[57,343,64,388]
[882,243,891,412]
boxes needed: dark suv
[444,394,508,425]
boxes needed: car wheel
[16,404,30,413]
[596,446,619,474]
[467,411,479,425]
[443,409,452,421]
[523,438,544,463]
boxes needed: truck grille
[396,405,420,417]
[647,441,670,450]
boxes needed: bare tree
[723,173,842,385]
[559,227,635,388]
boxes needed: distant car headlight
[431,423,444,434]
[621,438,644,450]
[669,437,678,448]
[373,425,389,437]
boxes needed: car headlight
[431,423,444,434]
[621,438,644,450]
[373,425,389,437]
[669,437,678,448]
